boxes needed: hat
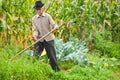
[34,1,44,9]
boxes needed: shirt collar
[37,13,45,18]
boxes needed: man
[32,1,60,72]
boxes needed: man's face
[36,6,44,16]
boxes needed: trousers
[33,40,60,71]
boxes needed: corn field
[0,0,120,48]
[0,0,120,80]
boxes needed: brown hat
[34,1,44,9]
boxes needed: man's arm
[48,14,59,30]
[32,20,38,41]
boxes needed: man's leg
[34,41,44,60]
[44,40,60,71]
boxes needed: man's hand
[54,26,59,30]
[31,36,38,41]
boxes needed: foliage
[48,0,120,42]
[0,0,120,58]
[0,53,117,80]
[0,58,118,80]
[0,58,53,80]
[0,0,120,79]
[0,39,120,80]
[93,30,120,58]
[0,0,34,48]
[69,65,114,80]
[55,38,88,65]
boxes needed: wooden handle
[10,24,64,61]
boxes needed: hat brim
[34,4,44,9]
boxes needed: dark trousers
[34,40,60,71]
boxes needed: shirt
[32,13,58,42]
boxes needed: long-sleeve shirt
[32,13,58,42]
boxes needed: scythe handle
[10,24,64,61]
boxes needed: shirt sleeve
[48,14,58,28]
[32,20,38,37]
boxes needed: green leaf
[0,18,6,28]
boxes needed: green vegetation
[0,0,120,80]
[0,42,120,80]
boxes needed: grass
[0,40,120,80]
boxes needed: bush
[93,30,120,58]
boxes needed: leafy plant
[55,38,88,65]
